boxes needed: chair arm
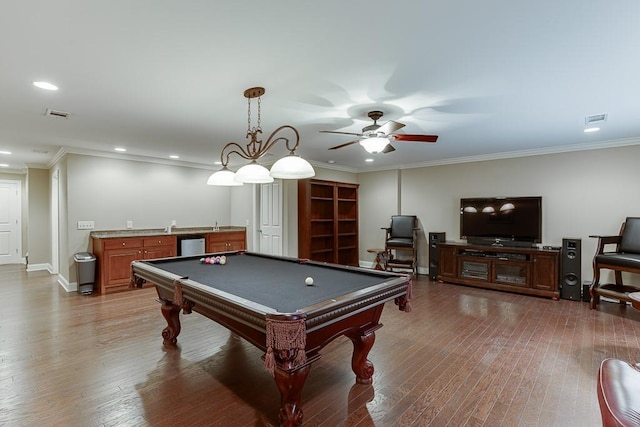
[590,235,622,254]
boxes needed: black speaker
[582,282,591,302]
[560,238,581,301]
[428,232,446,280]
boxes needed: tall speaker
[428,232,446,280]
[561,238,582,301]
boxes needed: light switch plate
[126,220,133,229]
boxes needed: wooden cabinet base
[92,229,246,294]
[437,242,560,300]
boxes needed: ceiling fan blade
[328,140,360,150]
[393,134,439,143]
[382,144,396,154]
[319,130,363,137]
[376,120,405,135]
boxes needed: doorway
[258,180,283,256]
[0,179,22,265]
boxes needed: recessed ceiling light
[214,161,222,165]
[365,158,374,162]
[0,163,9,167]
[584,127,600,133]
[327,160,335,164]
[169,155,179,159]
[114,147,127,152]
[0,150,11,155]
[33,81,58,91]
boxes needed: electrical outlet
[171,220,177,226]
[77,220,94,230]
[126,220,133,229]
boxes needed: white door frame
[51,170,59,274]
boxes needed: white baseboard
[58,275,75,292]
[26,263,53,272]
[358,260,427,275]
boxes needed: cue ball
[305,277,314,286]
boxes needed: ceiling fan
[319,110,438,154]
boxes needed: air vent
[44,108,70,119]
[585,113,607,125]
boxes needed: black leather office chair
[383,215,419,276]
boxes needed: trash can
[74,252,96,295]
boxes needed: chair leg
[590,267,601,310]
[384,248,391,271]
[412,247,417,276]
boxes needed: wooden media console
[437,241,560,299]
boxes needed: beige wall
[63,154,239,283]
[13,143,640,291]
[358,170,400,255]
[358,144,640,281]
[26,168,50,266]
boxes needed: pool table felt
[145,254,392,313]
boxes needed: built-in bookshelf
[298,179,359,266]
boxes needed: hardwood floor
[1,263,638,426]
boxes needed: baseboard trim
[26,263,52,272]
[358,260,428,276]
[58,275,75,293]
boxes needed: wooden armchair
[383,215,419,276]
[590,217,640,309]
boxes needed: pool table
[131,251,411,426]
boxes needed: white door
[0,180,21,265]
[259,181,283,256]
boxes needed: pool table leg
[346,328,379,384]
[160,300,182,346]
[274,363,311,427]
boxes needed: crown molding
[358,136,640,173]
[40,136,640,175]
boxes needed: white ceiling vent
[44,108,70,119]
[585,113,607,125]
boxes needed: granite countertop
[90,226,246,239]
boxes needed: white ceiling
[2,1,640,174]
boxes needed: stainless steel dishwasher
[179,236,205,256]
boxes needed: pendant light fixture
[207,87,315,186]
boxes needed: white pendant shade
[359,137,389,154]
[207,167,243,186]
[234,161,274,183]
[270,154,315,179]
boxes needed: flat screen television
[460,196,542,247]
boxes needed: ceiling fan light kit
[320,110,438,154]
[207,87,315,186]
[360,137,390,154]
